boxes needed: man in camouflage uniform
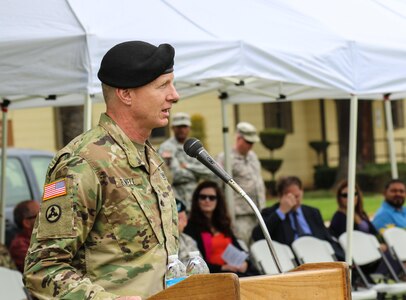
[176,198,198,264]
[217,122,266,246]
[159,113,211,211]
[24,41,179,300]
[0,243,16,270]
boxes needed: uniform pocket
[103,184,163,256]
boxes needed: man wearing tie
[252,176,344,261]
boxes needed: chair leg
[377,292,386,300]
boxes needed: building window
[391,100,404,129]
[263,102,293,133]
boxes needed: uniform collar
[98,113,148,168]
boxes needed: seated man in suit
[252,176,344,261]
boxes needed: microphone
[183,138,232,183]
[183,138,283,273]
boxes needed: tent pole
[384,94,398,179]
[221,99,235,223]
[345,95,358,272]
[83,94,92,132]
[0,99,10,245]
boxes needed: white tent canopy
[2,0,406,102]
[168,0,406,100]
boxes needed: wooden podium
[147,262,351,300]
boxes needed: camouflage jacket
[178,232,198,265]
[24,114,178,300]
[0,243,16,270]
[158,137,211,207]
[217,149,266,216]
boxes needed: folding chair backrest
[382,227,406,261]
[339,231,381,266]
[250,239,296,274]
[291,236,336,264]
[0,267,26,300]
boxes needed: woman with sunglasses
[330,181,405,282]
[184,180,255,276]
[329,180,378,239]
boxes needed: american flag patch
[43,179,67,201]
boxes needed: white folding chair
[292,236,377,300]
[382,227,406,275]
[250,239,296,275]
[0,267,28,300]
[292,236,336,264]
[340,231,406,299]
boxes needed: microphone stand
[227,179,283,274]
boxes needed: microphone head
[183,138,203,157]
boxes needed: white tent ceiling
[2,0,406,106]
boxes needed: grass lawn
[266,190,383,222]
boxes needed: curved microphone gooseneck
[183,138,283,274]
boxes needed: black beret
[97,41,175,88]
[175,198,186,213]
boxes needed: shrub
[314,166,337,189]
[357,163,406,192]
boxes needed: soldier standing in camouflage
[24,41,180,300]
[217,122,266,246]
[159,113,212,212]
[175,198,199,264]
[0,243,17,270]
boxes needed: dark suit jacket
[252,203,345,261]
[329,210,378,239]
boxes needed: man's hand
[279,193,296,214]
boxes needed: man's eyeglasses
[198,194,217,201]
[340,192,358,198]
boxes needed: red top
[202,232,232,265]
[9,231,31,272]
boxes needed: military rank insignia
[43,179,67,201]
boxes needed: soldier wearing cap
[24,41,180,300]
[175,198,199,264]
[159,112,211,212]
[217,122,266,246]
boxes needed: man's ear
[115,88,132,106]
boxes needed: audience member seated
[0,243,16,270]
[176,198,199,264]
[330,180,379,239]
[184,181,258,276]
[252,176,344,261]
[9,200,39,272]
[373,179,406,233]
[329,180,400,282]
